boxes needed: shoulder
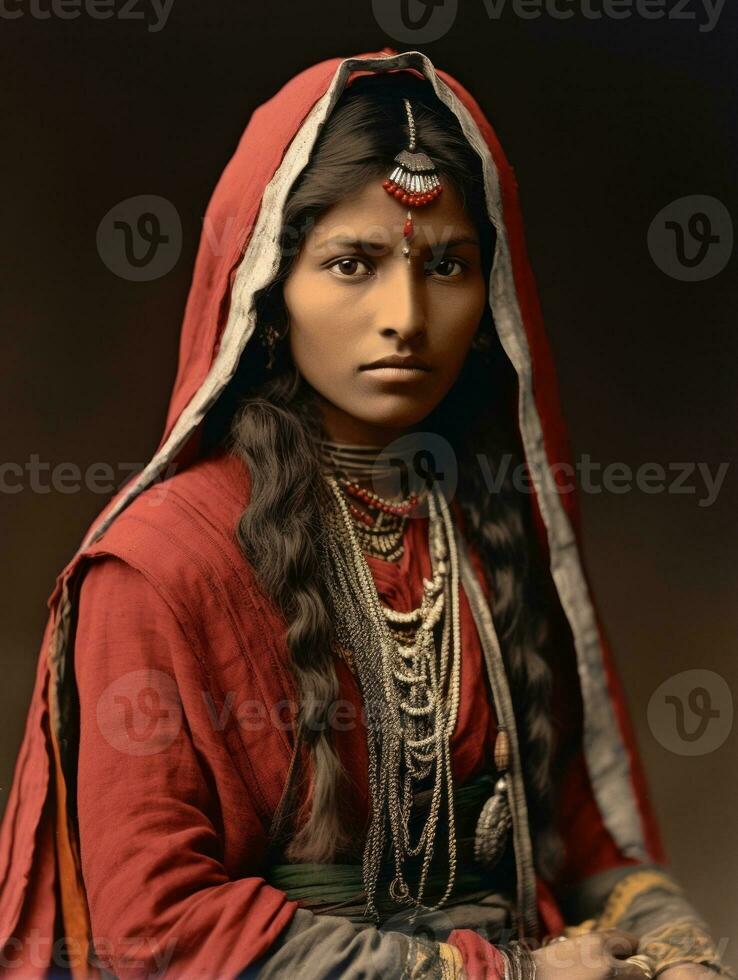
[91,448,249,559]
[74,448,290,686]
[80,448,260,617]
[74,553,189,681]
[121,446,251,540]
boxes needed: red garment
[70,461,501,978]
[0,47,665,979]
[67,449,612,977]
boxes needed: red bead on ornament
[382,178,444,210]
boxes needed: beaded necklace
[323,473,462,921]
[319,438,514,918]
[319,439,427,562]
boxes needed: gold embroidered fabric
[637,918,735,978]
[439,942,466,979]
[563,871,735,978]
[562,917,598,938]
[596,870,684,929]
[402,937,466,979]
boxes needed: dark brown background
[2,0,736,964]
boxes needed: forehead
[305,179,478,249]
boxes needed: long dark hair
[201,72,563,877]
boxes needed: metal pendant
[474,774,513,870]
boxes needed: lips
[360,354,431,372]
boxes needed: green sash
[267,772,517,926]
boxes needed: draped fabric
[62,449,633,976]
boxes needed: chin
[352,395,438,433]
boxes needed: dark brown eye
[328,257,372,278]
[429,257,464,278]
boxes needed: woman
[0,48,731,980]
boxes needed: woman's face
[282,178,488,445]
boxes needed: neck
[319,435,430,502]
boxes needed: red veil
[0,47,665,977]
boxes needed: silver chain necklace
[324,475,462,921]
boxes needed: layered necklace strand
[323,465,462,920]
[319,439,425,562]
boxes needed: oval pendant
[494,727,510,772]
[474,775,513,870]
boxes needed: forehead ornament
[382,98,444,262]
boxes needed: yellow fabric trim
[639,917,736,978]
[596,870,683,928]
[439,941,466,980]
[555,873,735,977]
[563,917,598,938]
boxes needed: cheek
[290,321,342,366]
[286,307,368,409]
[432,282,488,362]
[289,333,348,399]
[284,276,349,376]
[464,276,489,328]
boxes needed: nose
[377,257,427,344]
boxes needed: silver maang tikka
[382,98,444,262]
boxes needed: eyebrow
[318,235,480,251]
